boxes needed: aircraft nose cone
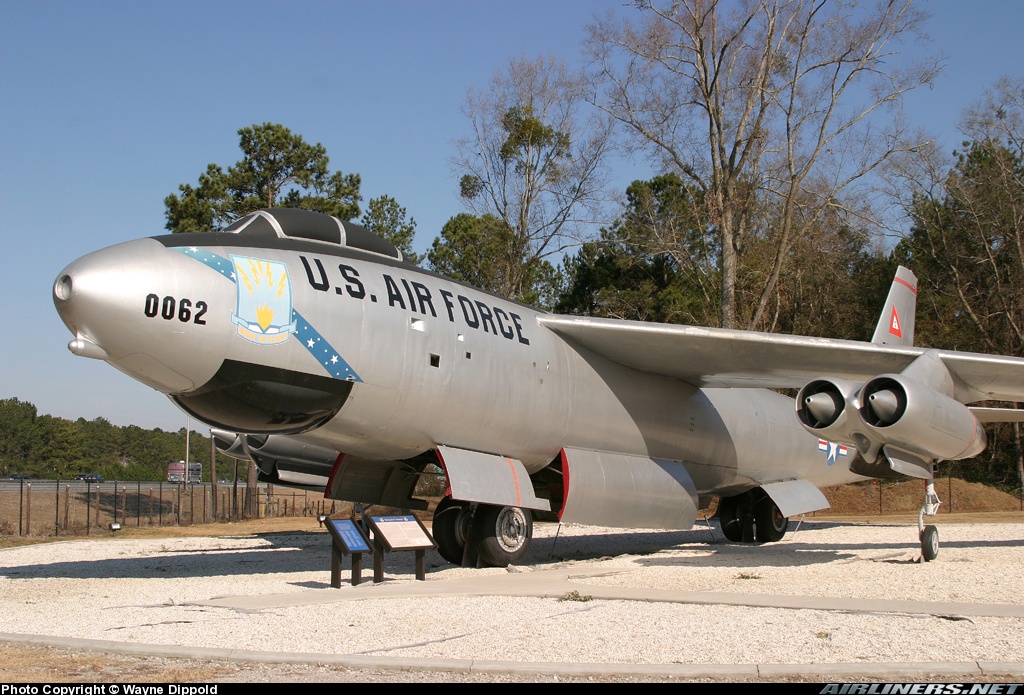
[53,268,113,359]
[53,270,77,329]
[52,238,201,393]
[53,243,137,352]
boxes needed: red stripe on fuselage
[505,457,522,507]
[558,449,570,521]
[324,451,347,497]
[434,449,453,499]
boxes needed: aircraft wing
[538,314,1024,407]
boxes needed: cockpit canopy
[222,208,403,261]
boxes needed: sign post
[324,518,372,587]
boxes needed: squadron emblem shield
[230,255,297,345]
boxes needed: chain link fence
[0,481,335,537]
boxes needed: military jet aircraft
[52,208,1024,566]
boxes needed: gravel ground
[1,519,1022,681]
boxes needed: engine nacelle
[211,429,341,488]
[242,434,341,473]
[859,374,987,462]
[797,373,987,466]
[210,428,248,460]
[212,429,340,469]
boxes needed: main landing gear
[717,488,789,543]
[431,497,533,567]
[432,497,474,565]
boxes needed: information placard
[367,514,436,551]
[328,518,370,553]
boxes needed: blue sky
[1,0,1022,432]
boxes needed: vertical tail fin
[871,265,918,346]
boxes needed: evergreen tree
[165,123,362,232]
[361,195,421,265]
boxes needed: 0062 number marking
[144,294,208,324]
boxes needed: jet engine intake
[796,377,862,438]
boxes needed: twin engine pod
[210,428,340,487]
[795,374,987,464]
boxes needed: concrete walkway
[192,566,1024,619]
[4,566,1023,681]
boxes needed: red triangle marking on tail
[889,306,902,337]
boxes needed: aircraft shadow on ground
[2,522,1019,582]
[519,522,1023,570]
[0,531,332,581]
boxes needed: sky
[1,0,1022,432]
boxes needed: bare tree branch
[585,0,940,329]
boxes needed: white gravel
[1,519,1023,670]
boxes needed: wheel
[472,504,532,567]
[754,494,788,543]
[717,496,743,542]
[717,494,755,542]
[432,497,473,565]
[921,524,939,562]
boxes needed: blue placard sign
[330,518,370,553]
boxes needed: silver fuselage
[53,233,863,497]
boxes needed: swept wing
[537,315,1024,413]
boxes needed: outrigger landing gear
[918,479,941,562]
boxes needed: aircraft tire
[717,496,744,542]
[921,524,939,562]
[432,497,473,565]
[473,504,532,567]
[719,492,758,542]
[754,494,788,543]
